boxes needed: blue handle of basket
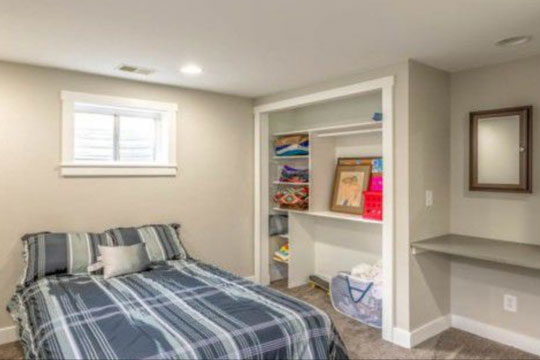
[345,276,373,304]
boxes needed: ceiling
[1,0,540,97]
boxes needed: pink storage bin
[370,176,383,192]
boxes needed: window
[61,91,177,176]
[73,105,161,162]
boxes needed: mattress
[9,259,348,359]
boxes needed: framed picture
[338,157,383,174]
[330,161,372,215]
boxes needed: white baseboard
[451,315,540,356]
[392,327,412,348]
[394,314,540,355]
[0,326,17,345]
[244,275,256,282]
[411,315,451,347]
[392,315,450,348]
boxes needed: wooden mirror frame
[469,106,532,193]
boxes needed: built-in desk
[411,234,540,271]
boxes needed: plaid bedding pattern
[107,224,187,262]
[9,259,348,360]
[21,232,113,286]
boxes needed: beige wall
[451,258,540,339]
[408,61,451,329]
[256,62,412,330]
[450,54,540,338]
[0,61,254,328]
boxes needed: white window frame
[61,91,178,177]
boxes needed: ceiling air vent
[116,64,155,75]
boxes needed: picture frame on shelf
[338,157,383,174]
[330,159,372,215]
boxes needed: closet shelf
[272,207,308,213]
[273,181,310,186]
[272,257,289,264]
[272,130,310,136]
[272,120,381,137]
[411,234,540,271]
[273,208,382,224]
[303,211,382,224]
[272,155,309,161]
[316,128,382,138]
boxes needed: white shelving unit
[272,130,311,213]
[268,96,384,289]
[273,208,382,224]
[272,120,381,137]
[295,210,382,224]
[317,128,382,138]
[254,76,395,343]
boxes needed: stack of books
[273,242,289,263]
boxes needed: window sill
[60,163,178,177]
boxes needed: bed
[9,258,348,359]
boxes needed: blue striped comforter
[9,259,348,359]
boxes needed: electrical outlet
[504,294,517,312]
[425,190,433,207]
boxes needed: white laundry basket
[330,272,382,328]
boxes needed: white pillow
[98,243,150,279]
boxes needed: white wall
[313,219,381,279]
[0,61,254,328]
[450,54,540,339]
[268,92,382,133]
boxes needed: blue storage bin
[330,272,382,328]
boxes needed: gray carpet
[271,279,537,359]
[0,281,536,359]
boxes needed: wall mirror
[470,106,532,193]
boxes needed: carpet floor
[0,280,536,359]
[271,279,537,359]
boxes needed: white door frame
[253,76,395,342]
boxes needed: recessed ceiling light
[180,64,203,75]
[495,35,532,47]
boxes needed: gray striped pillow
[21,232,114,286]
[106,224,187,263]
